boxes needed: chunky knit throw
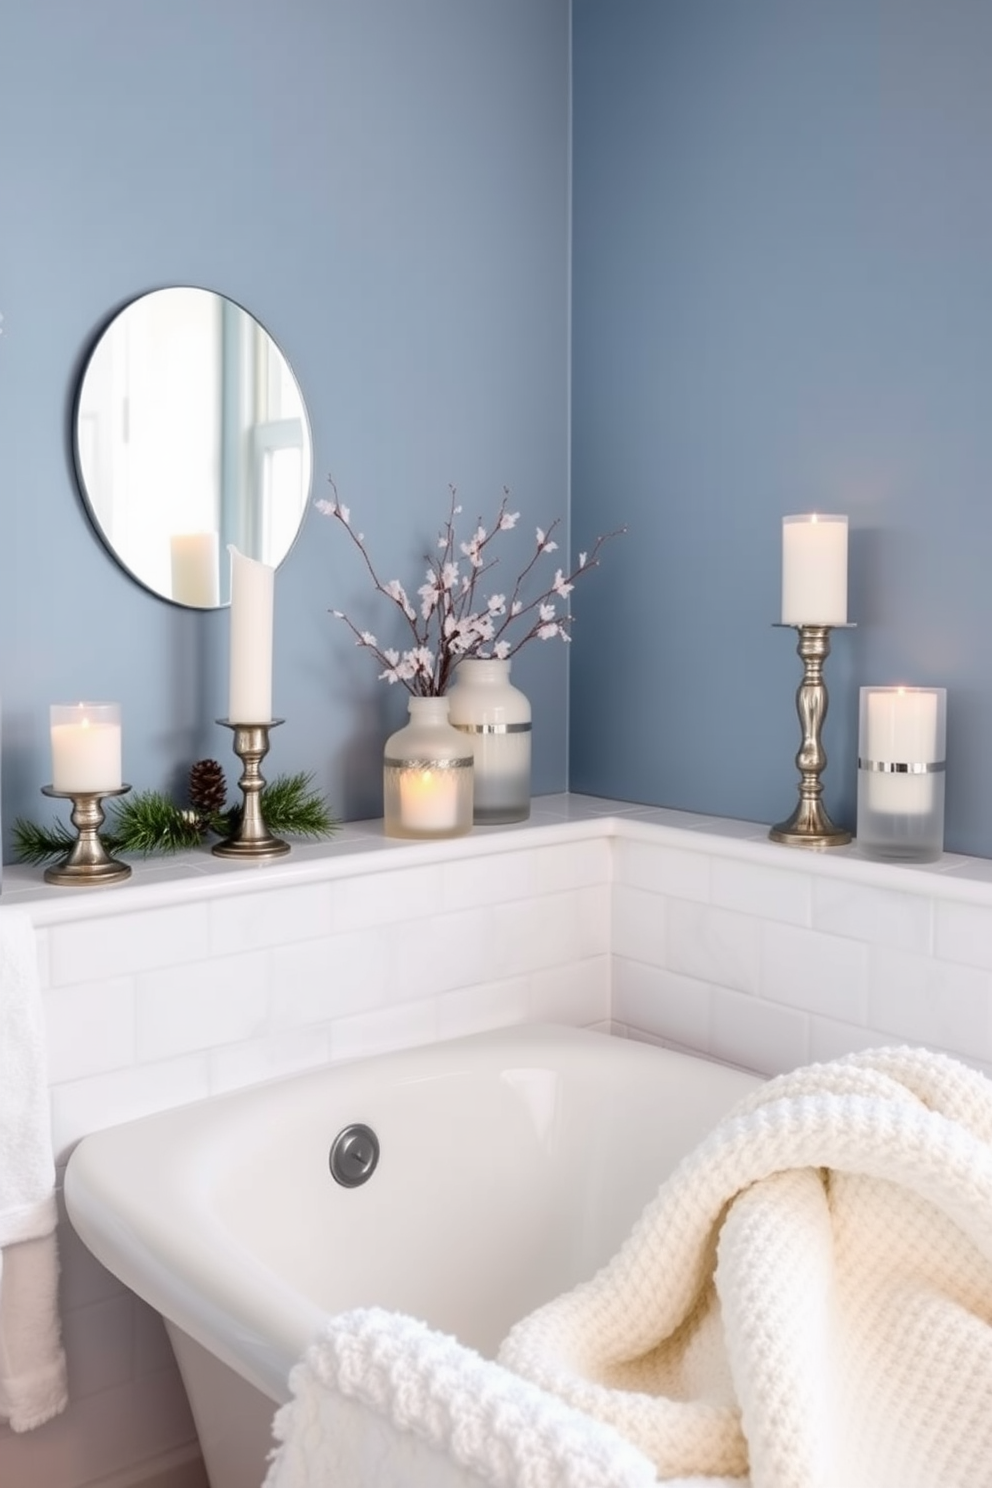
[498,1047,992,1488]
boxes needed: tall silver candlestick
[769,624,852,848]
[212,720,290,860]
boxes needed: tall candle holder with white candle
[857,687,946,860]
[213,548,290,858]
[770,515,853,847]
[227,546,274,725]
[781,514,848,626]
[383,697,474,839]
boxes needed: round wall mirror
[73,286,313,608]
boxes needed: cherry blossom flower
[320,479,624,696]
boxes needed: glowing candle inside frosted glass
[863,687,939,815]
[398,767,460,831]
[781,514,848,625]
[50,703,122,792]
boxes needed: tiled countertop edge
[5,791,992,925]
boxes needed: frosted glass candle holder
[383,697,474,840]
[50,702,123,794]
[857,687,946,861]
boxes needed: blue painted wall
[0,0,570,855]
[570,0,992,857]
[5,2,992,863]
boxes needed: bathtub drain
[329,1123,380,1187]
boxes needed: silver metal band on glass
[452,722,532,735]
[858,759,946,775]
[383,756,473,770]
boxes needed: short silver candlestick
[769,624,852,849]
[212,719,290,860]
[41,784,132,886]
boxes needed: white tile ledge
[4,792,991,926]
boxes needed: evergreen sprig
[13,770,337,864]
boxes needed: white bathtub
[64,1023,761,1487]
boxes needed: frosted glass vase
[383,696,474,839]
[447,659,531,824]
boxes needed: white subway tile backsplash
[710,985,810,1077]
[209,880,336,954]
[268,928,393,1027]
[934,898,992,971]
[51,1054,211,1161]
[760,921,869,1024]
[435,977,532,1040]
[867,946,992,1060]
[207,1026,333,1096]
[334,861,445,929]
[135,952,270,1061]
[400,905,502,999]
[710,855,812,927]
[528,955,611,1026]
[614,837,710,902]
[48,903,211,987]
[326,994,440,1063]
[808,1015,891,1064]
[43,978,135,1083]
[667,898,761,995]
[612,957,712,1053]
[611,883,667,966]
[812,878,933,955]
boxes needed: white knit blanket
[498,1047,992,1488]
[264,1307,661,1488]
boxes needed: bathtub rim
[63,1021,762,1403]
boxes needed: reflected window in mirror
[74,286,313,608]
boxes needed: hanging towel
[498,1046,992,1488]
[0,907,68,1432]
[263,1306,661,1488]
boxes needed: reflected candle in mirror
[227,547,274,723]
[171,532,220,608]
[781,514,848,625]
[50,703,122,793]
[398,767,461,832]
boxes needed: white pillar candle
[398,767,461,831]
[228,546,274,723]
[171,532,220,608]
[781,514,848,625]
[51,703,122,793]
[863,687,940,816]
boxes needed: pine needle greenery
[13,766,337,865]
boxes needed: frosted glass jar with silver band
[447,659,531,824]
[856,686,946,861]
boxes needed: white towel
[0,907,68,1432]
[263,1307,659,1488]
[499,1046,992,1488]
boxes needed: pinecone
[189,759,228,816]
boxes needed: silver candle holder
[769,624,852,849]
[41,784,132,886]
[212,720,290,860]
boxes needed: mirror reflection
[74,286,313,607]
